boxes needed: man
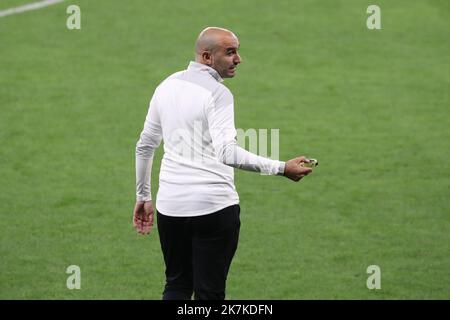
[134,27,312,300]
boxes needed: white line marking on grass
[0,0,65,18]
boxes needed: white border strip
[0,0,65,18]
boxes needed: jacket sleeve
[205,86,285,176]
[135,91,163,201]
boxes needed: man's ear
[202,51,212,66]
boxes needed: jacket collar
[187,61,223,83]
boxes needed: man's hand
[284,156,313,182]
[133,201,154,235]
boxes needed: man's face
[210,35,241,78]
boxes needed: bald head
[194,27,241,78]
[195,27,238,55]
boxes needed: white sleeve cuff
[136,156,154,202]
[277,161,286,176]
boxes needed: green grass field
[1,0,449,299]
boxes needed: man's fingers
[148,212,154,227]
[134,215,143,233]
[299,167,313,174]
[138,209,153,234]
[133,212,140,230]
[143,223,151,234]
[133,202,145,233]
[296,156,310,164]
[143,203,154,234]
[291,171,312,182]
[142,213,152,234]
[133,209,146,234]
[141,210,149,232]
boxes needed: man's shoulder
[154,68,232,100]
[159,69,186,85]
[152,69,186,93]
[166,69,187,80]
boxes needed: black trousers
[157,204,241,300]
